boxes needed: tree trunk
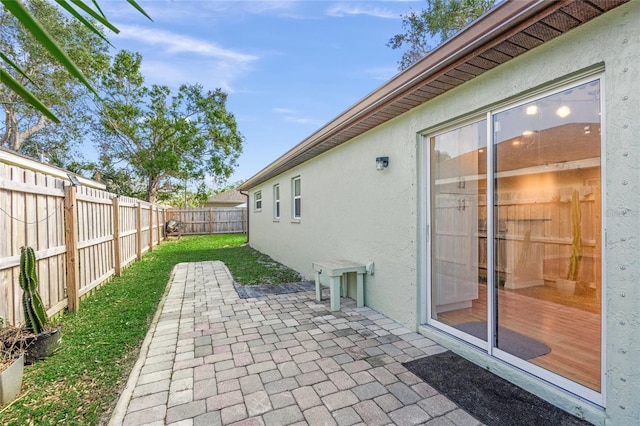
[17,114,48,150]
[1,108,48,151]
[146,176,158,204]
[1,110,14,146]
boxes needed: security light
[376,157,389,171]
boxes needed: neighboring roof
[239,0,628,191]
[207,188,246,204]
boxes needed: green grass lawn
[0,235,302,425]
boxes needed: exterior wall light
[376,156,389,171]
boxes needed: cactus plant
[19,246,49,335]
[566,190,582,281]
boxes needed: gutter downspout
[239,190,249,244]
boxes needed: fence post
[148,203,154,252]
[113,196,121,276]
[64,185,80,312]
[156,207,161,245]
[161,208,166,241]
[209,208,213,234]
[136,202,142,261]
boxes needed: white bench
[312,260,366,311]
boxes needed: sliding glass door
[427,78,603,401]
[430,120,487,338]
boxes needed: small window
[254,191,262,211]
[292,176,301,220]
[273,184,280,219]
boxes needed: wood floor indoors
[438,284,601,391]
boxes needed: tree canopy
[0,0,150,124]
[0,0,110,165]
[388,0,495,70]
[96,51,244,203]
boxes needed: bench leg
[329,275,341,311]
[356,273,364,308]
[315,271,322,302]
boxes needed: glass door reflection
[493,80,602,391]
[430,120,487,341]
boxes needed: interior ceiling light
[522,130,534,136]
[512,140,521,146]
[526,105,538,115]
[556,105,571,118]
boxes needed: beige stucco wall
[247,2,639,425]
[248,115,422,328]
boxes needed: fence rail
[167,207,247,235]
[0,154,168,326]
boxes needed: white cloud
[140,58,247,94]
[139,1,305,20]
[365,66,400,81]
[273,107,295,114]
[326,3,398,19]
[273,107,324,126]
[236,1,301,16]
[116,25,258,63]
[109,24,259,92]
[283,116,320,125]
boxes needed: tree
[0,0,110,164]
[0,0,150,123]
[96,50,244,203]
[68,159,148,199]
[388,0,495,70]
[157,180,213,208]
[214,180,246,194]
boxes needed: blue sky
[96,0,423,187]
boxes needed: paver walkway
[109,261,481,426]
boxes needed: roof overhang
[239,0,628,191]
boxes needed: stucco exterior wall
[248,116,421,328]
[246,2,639,425]
[412,3,639,425]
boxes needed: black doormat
[454,321,551,360]
[403,351,591,426]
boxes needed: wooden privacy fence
[0,157,168,327]
[168,207,247,235]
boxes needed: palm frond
[1,0,98,97]
[0,68,59,123]
[54,0,114,45]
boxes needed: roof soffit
[240,0,629,190]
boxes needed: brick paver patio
[109,261,481,426]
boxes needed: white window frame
[254,190,262,211]
[291,176,301,221]
[273,184,280,220]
